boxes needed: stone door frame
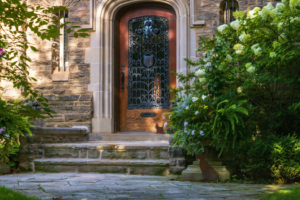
[86,0,191,133]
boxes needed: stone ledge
[30,127,88,135]
[34,158,169,167]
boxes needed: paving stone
[0,173,296,200]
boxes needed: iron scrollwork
[128,15,170,109]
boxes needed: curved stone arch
[86,0,190,133]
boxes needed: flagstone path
[0,173,296,200]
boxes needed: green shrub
[231,134,300,183]
[0,98,33,163]
[168,0,300,158]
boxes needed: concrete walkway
[0,173,296,200]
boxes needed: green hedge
[231,134,300,183]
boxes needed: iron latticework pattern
[128,16,170,109]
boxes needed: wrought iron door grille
[128,15,170,109]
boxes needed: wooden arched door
[118,6,176,132]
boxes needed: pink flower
[0,47,4,56]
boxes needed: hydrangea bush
[168,0,300,156]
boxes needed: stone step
[42,141,170,160]
[89,133,170,142]
[34,158,169,175]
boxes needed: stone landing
[19,128,186,175]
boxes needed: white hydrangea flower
[278,22,284,30]
[270,52,277,58]
[239,33,250,43]
[261,3,274,20]
[290,0,300,7]
[230,20,241,31]
[291,17,300,23]
[275,3,285,11]
[248,7,261,19]
[269,9,279,18]
[282,0,287,3]
[247,67,256,73]
[233,44,245,55]
[205,62,212,67]
[225,54,232,63]
[251,43,260,51]
[253,47,262,56]
[237,86,243,93]
[199,78,207,84]
[164,122,168,128]
[195,69,206,78]
[217,24,229,34]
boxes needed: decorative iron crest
[128,16,170,109]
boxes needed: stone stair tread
[34,158,169,166]
[89,133,169,142]
[42,141,169,150]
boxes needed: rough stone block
[80,149,88,158]
[130,167,167,176]
[78,166,127,173]
[0,161,10,174]
[169,147,184,158]
[169,159,177,166]
[44,149,79,158]
[65,114,91,122]
[149,150,169,159]
[79,94,93,101]
[88,150,100,158]
[35,164,76,173]
[169,167,185,175]
[102,150,147,160]
[178,159,186,167]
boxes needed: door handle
[121,69,125,92]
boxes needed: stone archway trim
[86,0,191,133]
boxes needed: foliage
[8,144,19,167]
[168,0,300,156]
[0,0,89,114]
[260,187,300,200]
[0,98,38,163]
[0,0,89,163]
[0,186,41,200]
[231,134,300,183]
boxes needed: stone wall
[19,127,88,171]
[25,0,93,128]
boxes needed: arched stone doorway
[87,0,190,133]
